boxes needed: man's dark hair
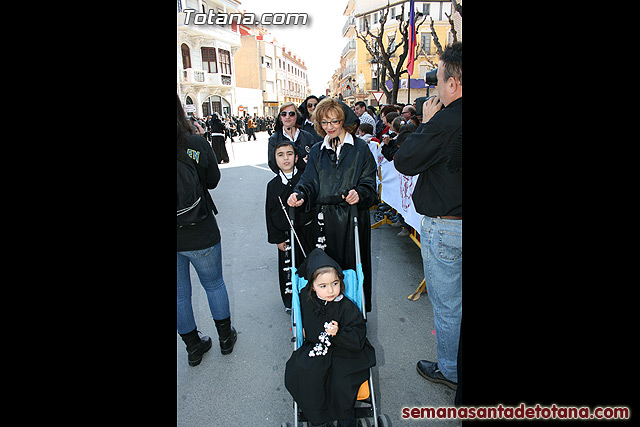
[354,101,367,109]
[440,42,462,84]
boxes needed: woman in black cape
[287,97,377,312]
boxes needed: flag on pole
[407,0,416,76]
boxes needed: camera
[415,95,434,116]
[424,67,438,86]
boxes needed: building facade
[233,25,310,118]
[279,47,309,106]
[177,0,242,117]
[332,0,461,106]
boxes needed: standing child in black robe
[285,249,376,427]
[287,98,377,312]
[265,141,315,310]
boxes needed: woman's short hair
[313,97,359,137]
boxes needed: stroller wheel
[280,423,291,427]
[377,414,392,427]
[357,418,372,426]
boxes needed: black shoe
[416,360,457,390]
[214,317,237,355]
[180,329,213,367]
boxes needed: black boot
[214,317,237,355]
[179,329,212,367]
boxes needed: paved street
[177,131,460,427]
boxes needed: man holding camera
[394,42,462,391]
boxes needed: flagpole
[407,0,416,106]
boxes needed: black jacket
[265,168,315,248]
[394,97,462,217]
[293,135,377,312]
[301,120,322,142]
[177,134,221,251]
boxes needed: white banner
[377,154,423,232]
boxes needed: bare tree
[355,1,427,104]
[431,0,461,56]
[429,17,443,56]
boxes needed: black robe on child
[284,284,376,425]
[265,169,315,308]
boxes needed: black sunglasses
[280,111,296,117]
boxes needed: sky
[235,0,348,96]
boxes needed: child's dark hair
[358,122,373,135]
[391,116,407,133]
[385,111,399,124]
[275,140,296,152]
[308,266,345,300]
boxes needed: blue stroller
[281,203,391,427]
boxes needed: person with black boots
[177,95,237,366]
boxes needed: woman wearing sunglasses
[298,95,321,141]
[267,102,318,174]
[287,97,377,313]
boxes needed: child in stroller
[284,248,376,427]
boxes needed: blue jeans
[177,242,230,334]
[420,216,462,382]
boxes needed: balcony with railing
[340,65,356,80]
[342,88,355,98]
[342,16,355,37]
[341,39,356,57]
[181,69,232,86]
